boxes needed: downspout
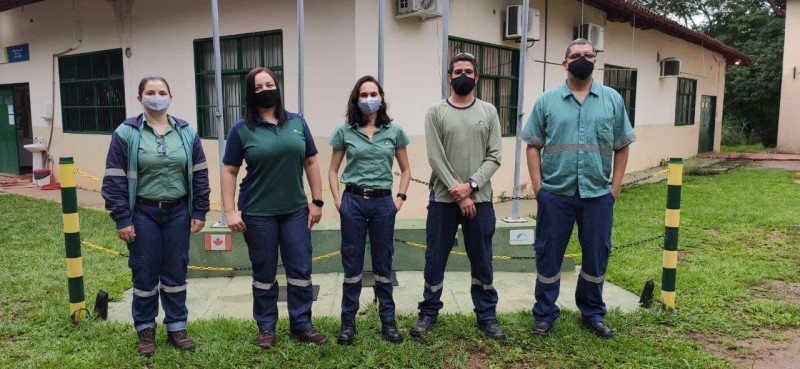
[378,0,385,85]
[441,0,449,99]
[298,0,305,115]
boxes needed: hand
[458,197,476,218]
[117,225,136,243]
[191,219,205,233]
[533,182,542,196]
[448,183,473,202]
[335,201,341,212]
[226,210,246,233]
[394,198,404,212]
[611,185,621,200]
[308,203,322,229]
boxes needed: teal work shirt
[137,116,188,200]
[521,81,636,198]
[328,123,410,189]
[222,113,319,216]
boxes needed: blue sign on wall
[6,44,29,63]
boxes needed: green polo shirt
[222,113,319,216]
[521,81,636,198]
[426,98,502,203]
[137,116,188,200]
[328,123,410,189]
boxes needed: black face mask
[568,57,595,80]
[254,89,280,108]
[450,74,476,96]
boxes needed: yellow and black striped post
[60,157,87,322]
[662,157,683,309]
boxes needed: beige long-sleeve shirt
[425,98,502,203]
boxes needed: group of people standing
[101,38,634,355]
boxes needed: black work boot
[477,319,507,340]
[337,320,356,345]
[409,315,438,338]
[136,328,156,356]
[381,320,403,344]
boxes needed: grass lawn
[2,164,799,368]
[720,144,766,153]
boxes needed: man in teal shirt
[522,39,636,339]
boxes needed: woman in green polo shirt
[328,75,411,345]
[222,67,328,348]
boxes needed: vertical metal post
[298,0,305,115]
[507,0,530,222]
[441,0,449,99]
[662,158,683,309]
[60,157,87,322]
[210,0,227,225]
[378,0,385,85]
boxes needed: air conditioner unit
[574,23,605,51]
[660,58,681,77]
[504,5,541,41]
[396,0,441,20]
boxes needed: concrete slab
[107,269,641,324]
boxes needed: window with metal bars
[58,49,126,134]
[448,37,519,136]
[193,30,283,138]
[603,64,637,127]
[675,77,696,126]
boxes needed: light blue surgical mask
[142,96,171,113]
[358,97,382,115]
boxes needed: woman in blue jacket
[101,75,210,356]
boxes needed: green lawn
[720,144,766,153]
[2,165,799,368]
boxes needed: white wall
[0,0,733,220]
[778,0,800,152]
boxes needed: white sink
[23,143,47,153]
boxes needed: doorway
[0,84,33,175]
[698,95,716,153]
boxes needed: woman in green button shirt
[328,75,411,345]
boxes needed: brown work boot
[136,328,156,356]
[256,330,275,348]
[167,329,196,351]
[290,327,328,345]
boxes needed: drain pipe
[441,0,449,99]
[505,0,529,222]
[210,0,227,225]
[298,0,305,115]
[378,0,385,85]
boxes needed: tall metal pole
[506,0,529,222]
[211,0,226,225]
[378,0,385,85]
[60,156,87,322]
[441,0,449,99]
[298,0,305,115]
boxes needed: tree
[633,0,785,147]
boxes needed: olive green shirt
[136,116,188,200]
[329,123,410,189]
[425,98,502,203]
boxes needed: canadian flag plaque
[205,234,232,251]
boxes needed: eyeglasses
[454,52,476,60]
[567,52,597,60]
[155,135,167,155]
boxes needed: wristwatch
[396,193,407,201]
[311,199,324,207]
[469,179,479,192]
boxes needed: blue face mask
[358,97,382,115]
[142,96,171,113]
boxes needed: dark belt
[136,197,185,209]
[344,185,391,199]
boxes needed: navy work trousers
[243,207,314,332]
[419,201,498,321]
[128,200,190,333]
[339,192,397,322]
[532,189,614,323]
